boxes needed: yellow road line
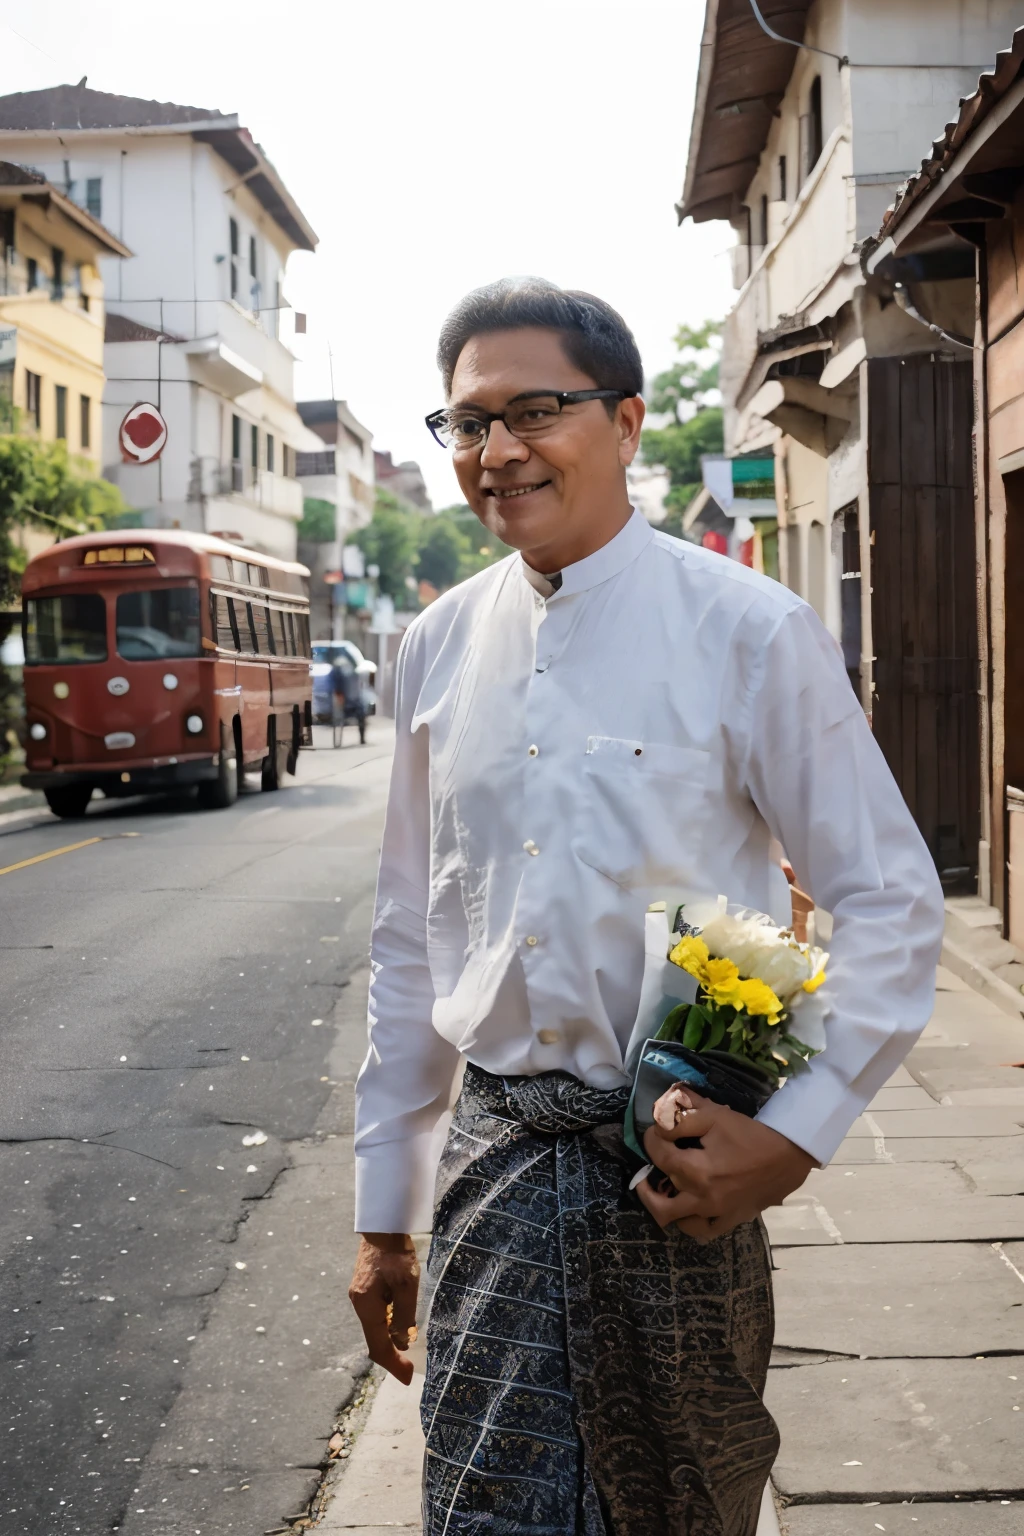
[0,836,103,877]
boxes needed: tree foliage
[641,318,725,538]
[347,492,511,604]
[298,496,336,543]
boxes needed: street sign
[119,402,168,465]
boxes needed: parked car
[310,641,377,723]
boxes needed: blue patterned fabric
[421,1064,778,1536]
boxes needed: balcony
[202,460,303,521]
[722,127,854,441]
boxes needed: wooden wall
[868,355,979,884]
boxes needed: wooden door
[868,354,979,886]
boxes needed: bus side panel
[237,657,273,766]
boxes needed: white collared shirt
[354,510,945,1233]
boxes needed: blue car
[311,641,377,723]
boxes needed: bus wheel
[261,718,289,792]
[44,785,93,819]
[198,725,239,809]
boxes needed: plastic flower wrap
[660,899,829,1082]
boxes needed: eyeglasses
[425,389,634,451]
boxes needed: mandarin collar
[518,507,654,601]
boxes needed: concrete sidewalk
[766,963,1024,1532]
[318,965,1024,1534]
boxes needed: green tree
[416,516,468,590]
[348,489,421,600]
[297,496,336,542]
[641,318,724,537]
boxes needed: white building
[680,0,1017,642]
[0,82,322,559]
[296,398,375,641]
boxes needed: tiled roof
[0,83,232,131]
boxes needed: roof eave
[0,178,131,257]
[678,0,722,224]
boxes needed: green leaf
[705,1015,726,1050]
[682,1008,706,1050]
[656,1003,691,1042]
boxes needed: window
[115,587,201,660]
[55,384,67,440]
[250,602,273,655]
[282,444,294,478]
[778,154,787,203]
[229,216,239,301]
[285,611,297,655]
[51,246,64,301]
[807,76,823,177]
[251,423,259,472]
[266,433,275,474]
[759,194,768,249]
[270,607,288,655]
[27,256,38,291]
[80,394,91,450]
[231,598,255,651]
[297,613,311,658]
[211,592,239,650]
[231,414,241,462]
[296,448,334,477]
[85,177,101,220]
[25,593,107,664]
[210,555,234,583]
[25,370,41,428]
[249,234,257,280]
[77,264,90,311]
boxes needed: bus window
[232,598,256,652]
[116,588,200,660]
[270,608,288,656]
[298,613,311,657]
[24,593,107,664]
[211,593,238,651]
[250,602,273,656]
[285,611,297,656]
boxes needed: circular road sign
[120,402,168,464]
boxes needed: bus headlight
[29,722,47,741]
[185,714,204,735]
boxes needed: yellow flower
[669,934,710,982]
[703,956,745,1008]
[803,967,827,994]
[734,977,783,1025]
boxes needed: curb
[941,931,1024,1021]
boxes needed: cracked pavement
[0,727,394,1533]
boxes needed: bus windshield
[24,594,107,664]
[116,587,201,660]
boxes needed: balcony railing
[201,460,303,519]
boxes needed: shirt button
[537,1029,560,1046]
[527,745,539,758]
[525,935,539,947]
[523,839,539,855]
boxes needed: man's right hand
[348,1233,420,1386]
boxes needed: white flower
[695,908,828,1007]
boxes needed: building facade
[679,0,1018,884]
[0,83,322,561]
[296,399,375,641]
[0,159,129,574]
[871,27,1024,930]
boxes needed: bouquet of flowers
[623,896,829,1160]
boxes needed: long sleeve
[743,602,946,1165]
[353,624,460,1233]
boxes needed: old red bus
[20,530,313,818]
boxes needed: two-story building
[296,398,375,640]
[679,0,1018,886]
[0,82,322,561]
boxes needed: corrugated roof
[0,83,232,131]
[679,0,812,224]
[878,27,1024,239]
[0,83,317,253]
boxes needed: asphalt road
[0,726,395,1534]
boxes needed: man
[330,652,367,745]
[349,278,944,1535]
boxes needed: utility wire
[747,0,848,67]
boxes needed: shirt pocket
[574,735,711,890]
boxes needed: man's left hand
[636,1088,816,1242]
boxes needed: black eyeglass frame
[424,388,635,450]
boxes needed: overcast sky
[0,0,734,508]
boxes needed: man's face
[447,327,644,565]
